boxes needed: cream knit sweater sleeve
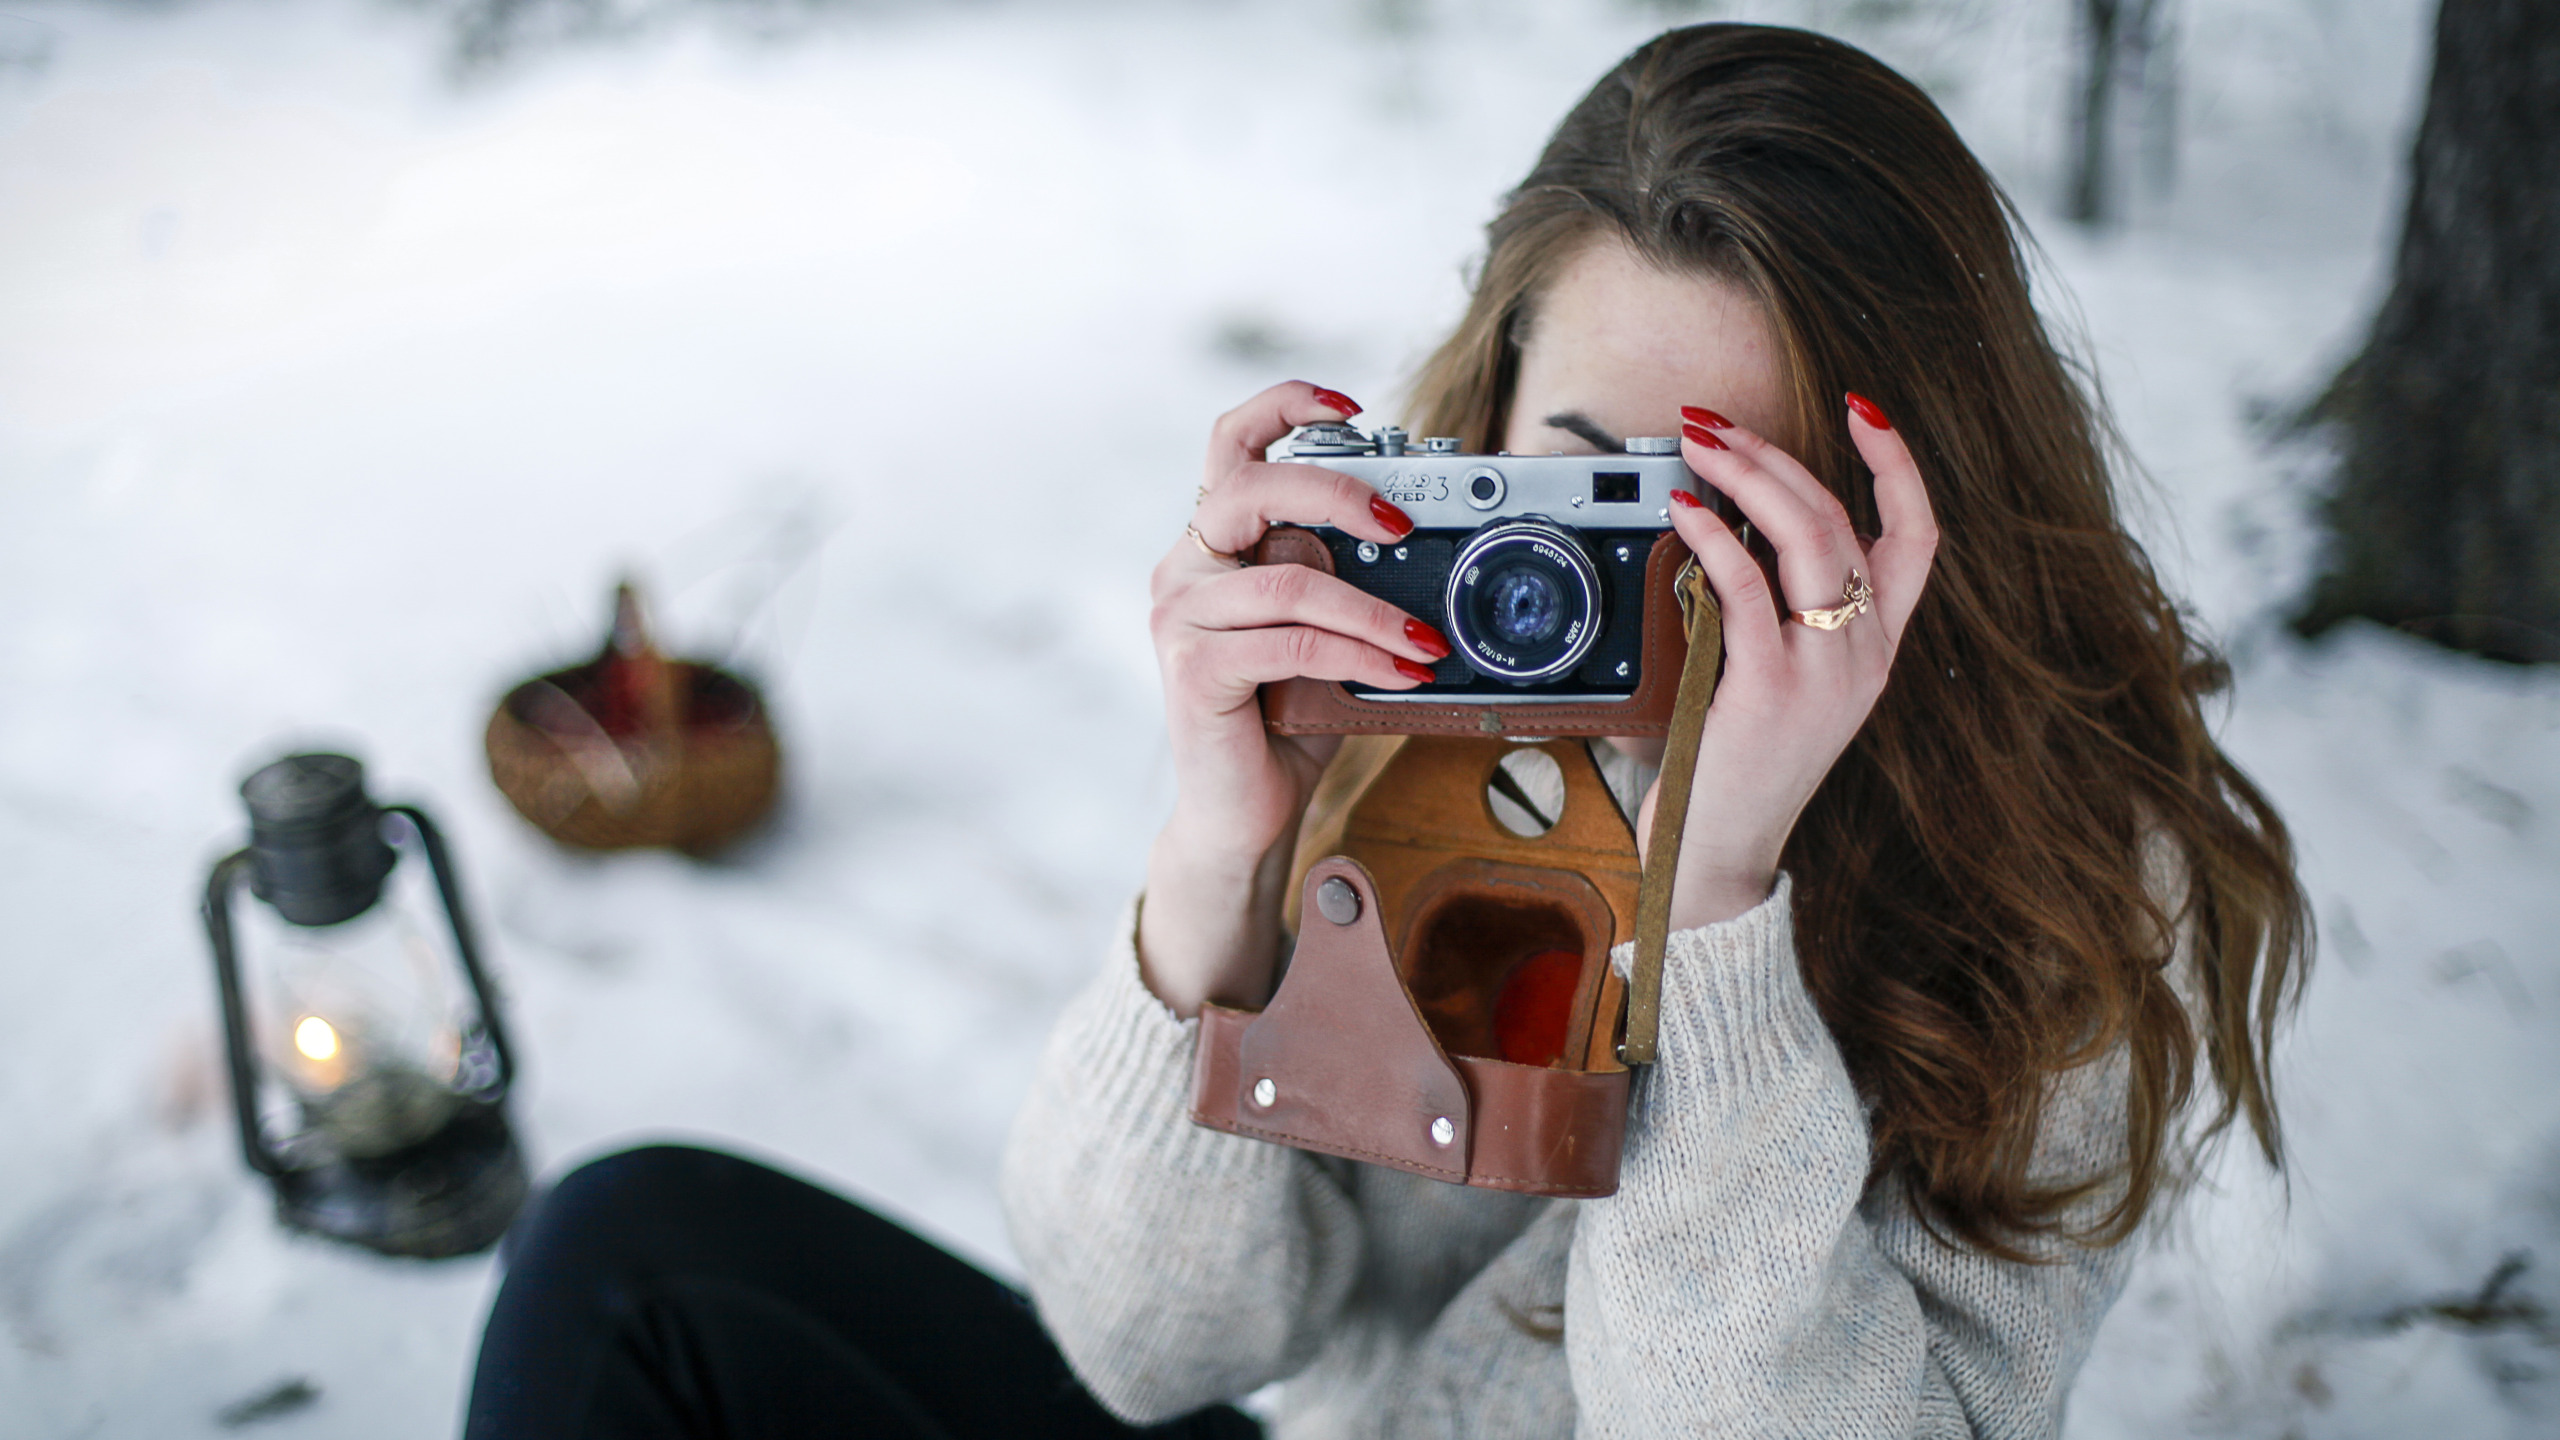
[1567,874,2138,1438]
[1001,899,1367,1422]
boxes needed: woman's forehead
[1509,237,1787,446]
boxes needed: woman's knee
[548,1144,750,1211]
[503,1144,758,1274]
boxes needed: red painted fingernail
[1311,385,1361,416]
[1845,391,1892,430]
[1394,658,1437,684]
[1669,489,1704,509]
[1404,618,1451,659]
[1680,405,1734,430]
[1682,422,1729,451]
[1370,494,1415,538]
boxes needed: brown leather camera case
[1188,736,1637,1197]
[1251,526,1695,739]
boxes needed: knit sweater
[1000,876,2147,1438]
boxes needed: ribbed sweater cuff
[1048,897,1281,1181]
[1609,874,1826,1095]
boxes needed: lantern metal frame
[201,803,527,1257]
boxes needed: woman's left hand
[1635,395,1939,929]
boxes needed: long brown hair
[1408,24,2310,1257]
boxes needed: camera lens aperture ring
[1444,520,1605,685]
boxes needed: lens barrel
[1444,520,1604,685]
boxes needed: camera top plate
[1279,423,1701,529]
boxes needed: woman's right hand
[1136,381,1452,1017]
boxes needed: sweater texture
[1000,876,2147,1438]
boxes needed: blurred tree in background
[2066,0,2175,225]
[2294,0,2560,663]
[430,0,875,70]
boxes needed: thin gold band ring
[1186,524,1244,568]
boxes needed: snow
[5,0,2552,1434]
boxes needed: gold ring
[1186,524,1244,567]
[1792,569,1873,630]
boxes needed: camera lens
[1484,567,1563,646]
[1444,520,1604,685]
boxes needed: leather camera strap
[1619,562,1722,1066]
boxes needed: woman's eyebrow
[1542,411,1622,452]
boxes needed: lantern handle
[201,850,288,1177]
[387,804,518,1096]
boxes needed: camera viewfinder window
[1592,472,1640,504]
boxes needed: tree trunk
[2294,0,2560,663]
[2067,0,2176,226]
[2067,0,2124,225]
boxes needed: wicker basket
[485,657,780,856]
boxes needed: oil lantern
[199,753,528,1257]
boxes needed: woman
[1003,20,2304,1438]
[467,23,2304,1440]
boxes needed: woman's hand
[1637,394,1939,930]
[1137,381,1453,1016]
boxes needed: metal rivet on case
[1316,876,1361,926]
[1253,1078,1277,1108]
[1356,541,1381,564]
[1430,1116,1455,1147]
[1615,660,1631,678]
[1393,546,1409,561]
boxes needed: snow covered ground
[6,0,2555,1434]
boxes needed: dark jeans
[464,1145,1263,1440]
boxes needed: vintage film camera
[1252,423,1728,738]
[1193,422,1732,1197]
[1198,422,1740,1188]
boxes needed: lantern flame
[293,1015,341,1062]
